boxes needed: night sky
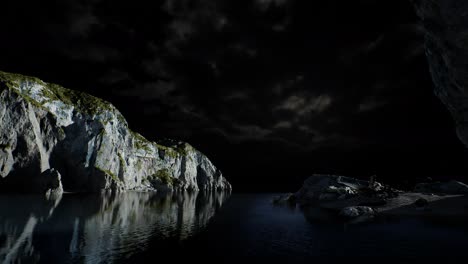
[1,0,468,191]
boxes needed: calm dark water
[1,192,468,263]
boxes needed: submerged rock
[0,71,231,193]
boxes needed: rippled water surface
[1,193,468,263]
[0,191,229,263]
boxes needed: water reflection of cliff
[0,191,230,263]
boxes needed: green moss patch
[0,71,126,120]
[1,83,46,110]
[155,143,178,158]
[44,83,115,116]
[131,130,153,153]
[155,140,193,158]
[174,143,192,156]
[0,71,57,110]
[118,152,126,169]
[0,71,43,89]
[149,169,179,186]
[135,159,143,171]
[128,131,192,159]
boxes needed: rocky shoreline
[274,174,468,223]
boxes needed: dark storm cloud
[5,0,467,190]
[118,81,177,102]
[143,1,423,150]
[358,97,388,113]
[0,0,431,152]
[162,0,229,55]
[69,9,100,37]
[99,69,131,85]
[255,0,289,11]
[63,44,121,63]
[275,94,333,116]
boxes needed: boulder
[0,71,231,193]
[41,168,63,200]
[295,174,374,203]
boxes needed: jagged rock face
[411,0,468,147]
[0,71,231,193]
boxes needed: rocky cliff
[0,71,231,194]
[411,0,468,148]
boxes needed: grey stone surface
[0,71,231,193]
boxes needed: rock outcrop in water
[411,0,468,148]
[292,1,468,223]
[294,175,379,202]
[293,174,468,223]
[0,71,231,194]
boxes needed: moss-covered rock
[149,169,180,186]
[0,70,231,193]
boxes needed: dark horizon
[2,0,468,192]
